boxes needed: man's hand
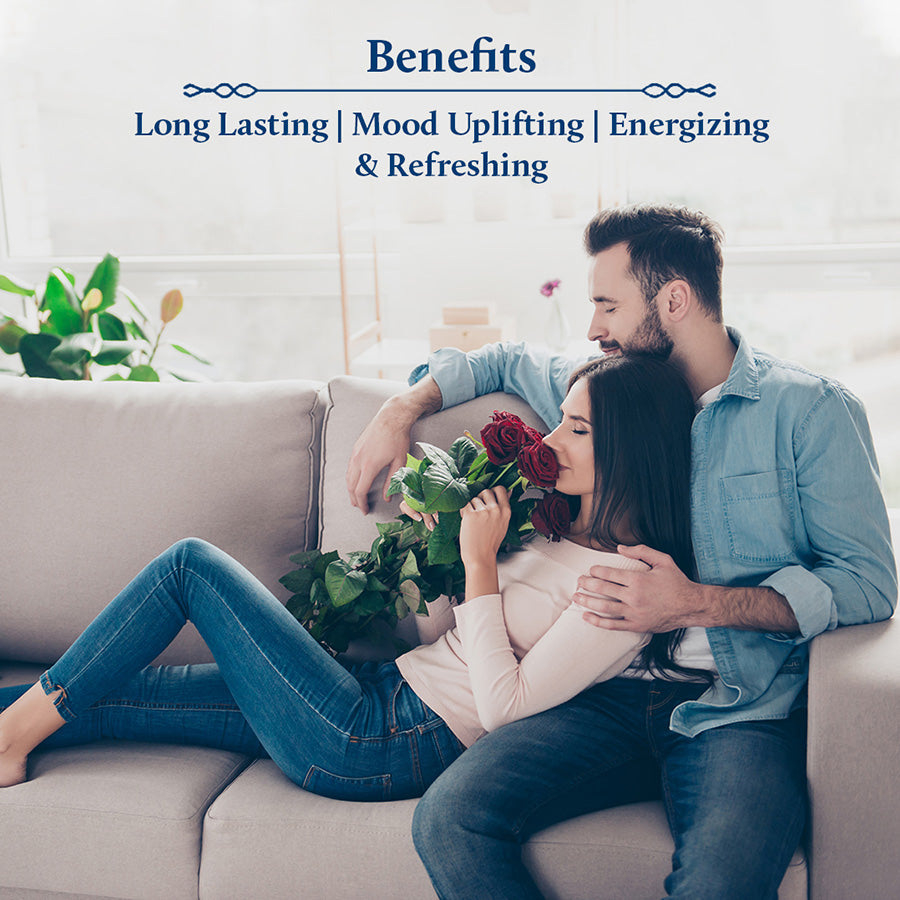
[576,544,800,634]
[346,376,442,514]
[575,545,703,633]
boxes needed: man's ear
[662,279,692,323]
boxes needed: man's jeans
[413,677,807,900]
[0,539,464,800]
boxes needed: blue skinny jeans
[412,677,807,900]
[0,539,464,800]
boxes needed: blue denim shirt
[411,330,897,737]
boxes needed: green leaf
[427,511,463,565]
[420,459,471,512]
[357,590,390,615]
[83,254,120,314]
[313,550,340,577]
[19,332,80,379]
[387,466,424,502]
[324,559,368,607]
[0,317,27,354]
[97,312,129,341]
[127,364,160,382]
[309,578,330,607]
[92,340,141,366]
[417,442,459,476]
[124,318,151,342]
[171,343,213,366]
[449,436,479,475]
[289,549,323,567]
[280,568,315,595]
[399,549,420,581]
[399,579,422,615]
[49,333,99,365]
[366,574,389,592]
[0,273,35,296]
[41,270,83,337]
[375,520,405,538]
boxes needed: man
[346,204,897,898]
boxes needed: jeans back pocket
[302,765,392,801]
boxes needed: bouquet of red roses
[388,411,571,546]
[281,412,571,656]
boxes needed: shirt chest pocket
[721,469,799,565]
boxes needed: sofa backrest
[1,378,325,666]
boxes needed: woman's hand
[459,488,511,601]
[398,499,438,532]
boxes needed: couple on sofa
[1,204,895,899]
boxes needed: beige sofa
[0,376,897,900]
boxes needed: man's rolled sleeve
[760,565,836,642]
[409,348,478,410]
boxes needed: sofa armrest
[807,615,900,900]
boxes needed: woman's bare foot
[0,747,28,788]
[0,683,67,787]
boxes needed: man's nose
[587,310,605,341]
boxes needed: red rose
[531,493,572,542]
[517,435,559,489]
[480,411,528,465]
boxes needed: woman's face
[543,378,596,499]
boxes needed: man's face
[586,243,673,358]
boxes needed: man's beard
[625,301,674,358]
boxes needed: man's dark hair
[569,353,714,685]
[583,204,725,322]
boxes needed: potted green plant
[0,253,210,381]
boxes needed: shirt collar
[718,326,761,402]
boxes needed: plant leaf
[41,270,83,337]
[399,549,420,581]
[83,254,120,314]
[170,343,212,366]
[448,436,479,475]
[387,466,424,501]
[0,273,35,296]
[96,312,129,341]
[417,442,459,476]
[19,333,80,379]
[49,332,99,365]
[0,317,27,354]
[324,559,368,607]
[160,289,184,324]
[420,459,471,512]
[399,579,421,615]
[427,511,462,565]
[93,340,142,366]
[280,568,315,595]
[127,364,160,382]
[289,549,323,567]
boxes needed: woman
[0,354,698,800]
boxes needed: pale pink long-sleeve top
[395,536,650,747]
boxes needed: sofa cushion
[0,740,248,900]
[0,378,325,666]
[201,760,807,899]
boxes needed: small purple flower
[540,279,561,297]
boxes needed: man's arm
[574,544,799,633]
[346,341,583,512]
[346,375,442,513]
